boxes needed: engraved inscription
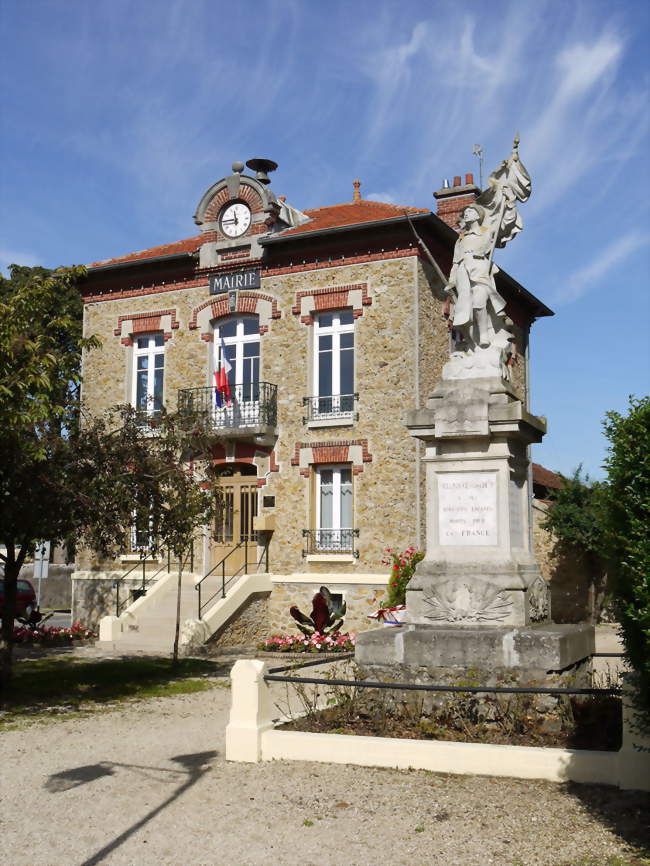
[438,471,497,546]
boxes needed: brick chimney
[353,179,361,203]
[433,172,481,229]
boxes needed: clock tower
[192,158,308,268]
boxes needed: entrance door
[211,466,258,574]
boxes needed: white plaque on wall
[438,472,498,546]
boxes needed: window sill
[305,554,356,564]
[306,416,355,429]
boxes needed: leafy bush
[382,546,424,606]
[602,396,650,736]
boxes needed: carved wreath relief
[423,582,513,623]
[527,577,549,622]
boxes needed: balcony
[177,382,277,445]
[302,528,359,557]
[302,393,358,426]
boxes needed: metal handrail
[114,550,155,616]
[114,541,195,616]
[263,674,622,697]
[196,539,270,619]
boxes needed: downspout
[413,256,422,549]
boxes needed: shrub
[382,546,424,607]
[602,396,650,736]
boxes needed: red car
[0,578,40,621]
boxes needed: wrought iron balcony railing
[302,393,358,423]
[177,382,277,431]
[302,528,360,557]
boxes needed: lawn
[1,656,229,727]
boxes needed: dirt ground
[2,675,648,866]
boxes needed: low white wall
[225,659,650,791]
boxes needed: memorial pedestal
[355,378,593,682]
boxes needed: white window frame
[315,464,353,551]
[132,333,165,415]
[130,507,154,553]
[312,311,354,417]
[213,316,260,386]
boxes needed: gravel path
[2,681,648,866]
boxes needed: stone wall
[208,592,270,647]
[266,580,387,635]
[80,254,450,583]
[72,573,126,628]
[532,500,598,623]
[17,564,73,609]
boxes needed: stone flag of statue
[445,137,531,379]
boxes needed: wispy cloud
[559,231,650,305]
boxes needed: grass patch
[1,656,229,727]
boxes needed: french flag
[214,338,232,407]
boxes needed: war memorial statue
[356,138,594,688]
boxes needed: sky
[1,0,649,479]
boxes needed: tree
[0,265,219,685]
[541,467,610,622]
[602,396,650,735]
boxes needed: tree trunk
[172,551,185,666]
[1,544,27,690]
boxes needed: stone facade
[532,500,599,623]
[74,166,548,642]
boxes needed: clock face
[220,202,251,238]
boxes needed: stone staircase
[97,565,271,655]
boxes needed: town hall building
[73,159,552,651]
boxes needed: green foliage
[382,546,424,607]
[541,467,610,621]
[0,265,98,455]
[0,265,220,682]
[602,396,650,734]
[541,466,608,556]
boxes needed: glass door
[316,465,353,551]
[213,316,260,427]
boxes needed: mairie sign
[209,268,260,294]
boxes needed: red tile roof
[88,234,203,268]
[88,200,430,268]
[281,199,430,237]
[532,463,564,491]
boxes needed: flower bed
[257,632,355,654]
[13,621,95,645]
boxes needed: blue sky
[1,0,648,479]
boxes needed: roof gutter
[87,251,196,273]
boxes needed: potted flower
[369,546,424,626]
